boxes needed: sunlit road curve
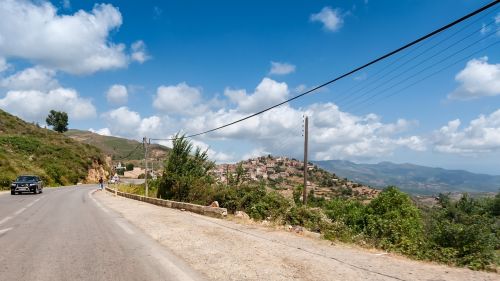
[0,185,204,281]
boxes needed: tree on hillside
[157,134,215,203]
[46,110,68,133]
[126,163,134,171]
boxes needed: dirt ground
[95,191,499,281]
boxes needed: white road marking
[0,216,12,226]
[89,190,110,213]
[0,227,13,235]
[116,221,134,235]
[14,208,26,215]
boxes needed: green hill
[65,129,170,161]
[0,110,107,189]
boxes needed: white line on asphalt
[116,221,134,235]
[89,190,110,213]
[0,227,13,235]
[0,216,12,226]
[14,208,26,215]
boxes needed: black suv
[11,175,43,195]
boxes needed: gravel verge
[95,191,498,281]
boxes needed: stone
[235,211,250,220]
[293,226,304,234]
[210,201,220,208]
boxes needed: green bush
[126,163,134,171]
[285,205,324,232]
[364,186,424,256]
[157,134,215,202]
[247,191,290,221]
[426,194,499,270]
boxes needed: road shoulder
[94,191,498,281]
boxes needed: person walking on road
[99,177,104,190]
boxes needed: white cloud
[0,0,133,74]
[432,109,500,154]
[182,101,423,161]
[106,84,128,105]
[224,78,289,113]
[62,0,71,10]
[0,87,96,122]
[310,7,344,32]
[1,66,58,91]
[101,79,424,162]
[0,57,9,73]
[189,139,235,163]
[153,82,206,115]
[101,107,176,140]
[89,127,111,136]
[131,40,151,64]
[448,57,500,100]
[269,61,296,75]
[101,107,142,137]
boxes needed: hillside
[65,129,170,161]
[314,160,500,195]
[217,156,380,200]
[0,110,108,189]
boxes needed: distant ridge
[65,129,170,160]
[314,160,500,195]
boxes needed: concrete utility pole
[143,137,149,197]
[303,116,308,205]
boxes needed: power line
[112,143,143,161]
[336,11,498,107]
[348,39,500,112]
[151,0,499,142]
[344,28,499,111]
[342,23,499,110]
[333,5,498,105]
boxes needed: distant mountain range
[313,160,500,195]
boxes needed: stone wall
[105,187,228,218]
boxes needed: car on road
[11,175,43,195]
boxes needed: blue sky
[0,0,499,174]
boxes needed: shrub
[285,205,325,232]
[364,186,424,256]
[126,163,134,171]
[247,191,290,221]
[426,194,499,269]
[157,134,215,202]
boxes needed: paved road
[0,185,205,281]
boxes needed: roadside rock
[210,201,220,208]
[235,211,250,220]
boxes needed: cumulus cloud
[89,127,111,136]
[225,78,289,113]
[310,7,344,32]
[102,79,424,162]
[1,66,58,91]
[0,57,9,73]
[189,139,235,163]
[0,0,140,74]
[448,57,500,100]
[100,107,177,140]
[0,87,96,122]
[106,84,128,105]
[131,40,151,64]
[153,82,206,115]
[432,109,500,154]
[181,101,423,161]
[269,61,296,75]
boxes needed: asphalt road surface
[0,185,205,281]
